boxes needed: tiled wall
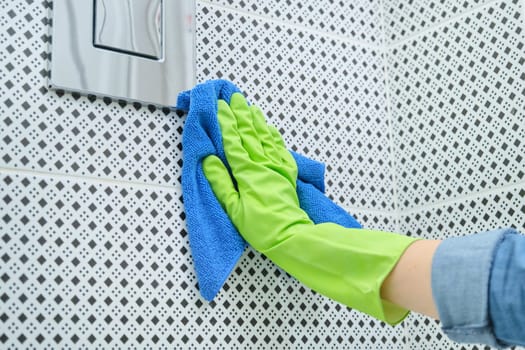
[384,0,525,348]
[1,0,524,349]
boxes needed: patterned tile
[387,0,525,211]
[0,0,404,348]
[0,0,183,186]
[196,2,395,211]
[0,172,188,348]
[0,172,407,349]
[400,186,525,240]
[352,210,399,232]
[204,0,383,43]
[3,0,525,348]
[383,0,492,43]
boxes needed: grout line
[0,165,402,217]
[375,22,418,350]
[399,180,525,217]
[378,0,402,234]
[199,0,500,54]
[0,166,181,192]
[386,0,501,50]
[197,0,383,51]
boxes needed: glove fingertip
[230,92,248,107]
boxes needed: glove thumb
[202,155,240,217]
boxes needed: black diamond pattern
[1,0,525,349]
[388,0,525,210]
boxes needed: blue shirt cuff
[489,229,525,347]
[431,228,514,349]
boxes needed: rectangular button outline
[92,0,163,60]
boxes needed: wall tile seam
[197,0,383,51]
[377,0,409,344]
[384,0,501,50]
[398,179,525,218]
[199,0,502,53]
[378,0,403,238]
[7,2,513,218]
[0,166,403,218]
[0,166,181,193]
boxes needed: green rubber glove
[203,93,417,324]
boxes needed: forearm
[381,228,525,349]
[380,239,442,319]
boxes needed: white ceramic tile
[399,186,525,240]
[197,2,395,211]
[3,0,525,348]
[351,210,399,232]
[0,172,191,348]
[387,0,525,211]
[0,171,408,349]
[0,0,184,187]
[1,0,401,348]
[204,0,383,43]
[383,0,492,43]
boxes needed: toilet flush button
[50,0,194,106]
[94,0,163,60]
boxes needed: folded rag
[176,79,361,301]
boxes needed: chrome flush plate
[50,0,195,107]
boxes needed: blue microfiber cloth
[176,79,362,301]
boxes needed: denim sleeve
[431,228,516,349]
[489,230,525,347]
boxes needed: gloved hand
[203,93,417,324]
